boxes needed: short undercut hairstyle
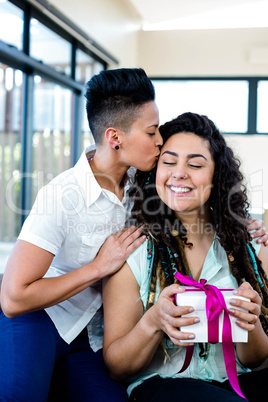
[85,68,155,145]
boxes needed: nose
[172,170,188,180]
[156,129,163,147]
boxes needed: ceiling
[127,0,268,30]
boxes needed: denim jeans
[0,309,128,402]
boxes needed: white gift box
[175,287,249,343]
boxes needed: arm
[1,226,145,318]
[230,244,268,368]
[103,263,199,380]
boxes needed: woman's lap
[218,368,268,402]
[0,309,128,402]
[130,369,268,402]
[49,347,128,402]
[2,308,265,402]
[0,309,64,401]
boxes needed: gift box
[173,273,249,399]
[175,287,249,343]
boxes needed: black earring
[115,145,119,150]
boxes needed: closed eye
[189,164,202,168]
[163,161,176,165]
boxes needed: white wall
[49,0,141,68]
[138,28,268,76]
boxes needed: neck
[175,207,215,243]
[88,145,129,198]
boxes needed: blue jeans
[0,309,128,402]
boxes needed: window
[76,48,104,149]
[151,76,268,222]
[30,19,72,74]
[82,96,94,150]
[152,79,249,133]
[0,0,113,245]
[257,81,268,133]
[32,77,72,201]
[0,63,23,241]
[0,0,23,50]
[76,49,95,83]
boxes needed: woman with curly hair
[102,112,268,401]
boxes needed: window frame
[151,76,268,135]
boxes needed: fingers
[165,307,199,328]
[125,233,146,256]
[156,285,199,345]
[247,218,264,232]
[247,219,268,246]
[256,234,268,247]
[108,225,146,259]
[229,298,260,319]
[229,309,258,332]
[233,282,262,307]
[162,319,197,346]
[122,225,143,237]
[96,226,146,277]
[113,225,143,240]
[116,226,145,248]
[162,283,185,298]
[123,225,144,244]
[252,229,268,246]
[167,326,196,346]
[229,282,262,331]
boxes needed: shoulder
[126,239,149,285]
[48,167,78,193]
[18,171,77,240]
[127,239,148,266]
[34,167,82,211]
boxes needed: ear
[105,127,122,150]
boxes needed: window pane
[257,81,268,133]
[0,0,23,50]
[76,50,104,148]
[0,63,23,242]
[30,19,71,74]
[76,49,104,81]
[32,77,72,200]
[82,96,94,149]
[76,49,95,83]
[152,80,249,133]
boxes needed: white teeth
[170,186,191,193]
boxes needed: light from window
[257,81,268,133]
[152,80,249,133]
[76,49,94,83]
[30,19,71,74]
[0,0,23,50]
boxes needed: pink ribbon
[174,271,246,400]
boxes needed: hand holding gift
[174,284,249,343]
[173,271,264,399]
[152,283,201,346]
[228,281,262,333]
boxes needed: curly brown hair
[130,112,268,334]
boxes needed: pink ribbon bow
[175,271,246,400]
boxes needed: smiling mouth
[169,186,192,194]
